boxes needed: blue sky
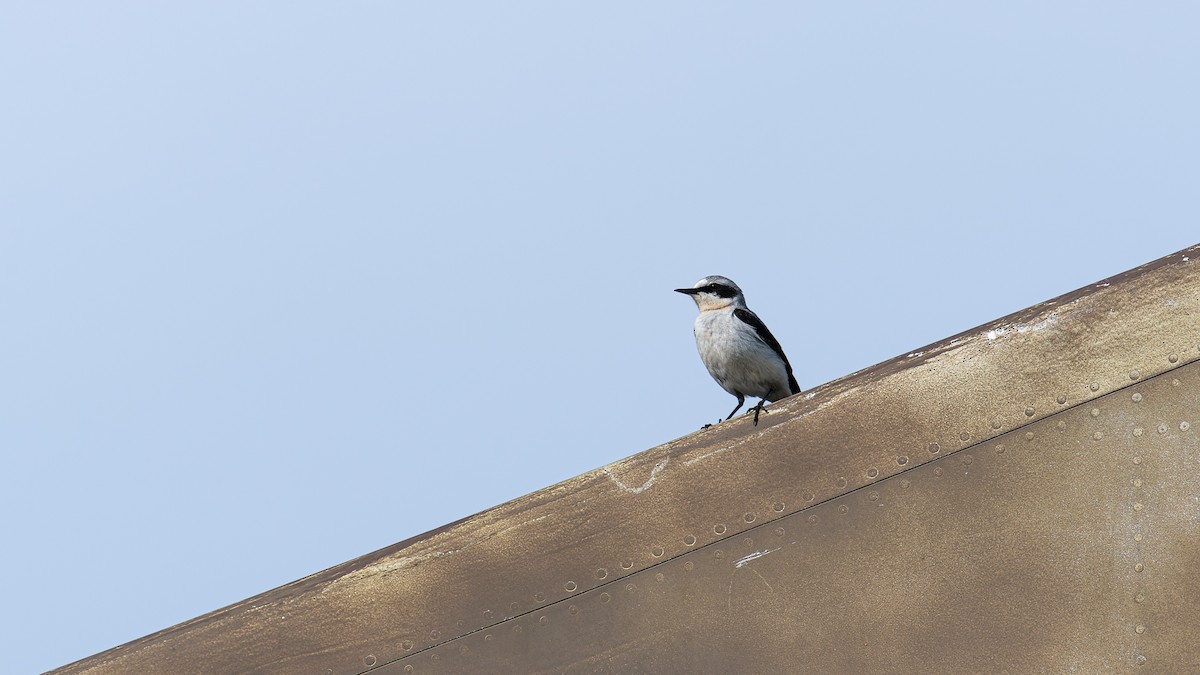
[2,3,1197,672]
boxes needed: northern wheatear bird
[675,276,800,426]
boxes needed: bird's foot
[751,400,768,426]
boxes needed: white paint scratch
[604,457,668,494]
[735,547,780,568]
[986,313,1058,341]
[684,434,755,467]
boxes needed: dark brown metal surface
[58,245,1200,674]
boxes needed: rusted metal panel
[57,245,1200,674]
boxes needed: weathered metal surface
[386,359,1200,673]
[57,245,1200,674]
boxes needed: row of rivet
[1131,386,1148,668]
[381,351,1195,671]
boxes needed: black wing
[733,308,801,395]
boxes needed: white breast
[693,309,790,400]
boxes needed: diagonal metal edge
[373,359,1195,672]
[57,243,1200,674]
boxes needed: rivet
[460,645,469,655]
[596,568,608,579]
[539,615,549,625]
[1135,654,1147,666]
[1135,563,1145,572]
[1182,421,1192,431]
[514,624,524,633]
[838,504,849,514]
[564,581,577,592]
[430,629,441,639]
[866,468,879,478]
[484,634,493,642]
[836,477,848,488]
[1168,353,1179,363]
[807,514,818,524]
[1090,383,1100,392]
[897,456,909,465]
[533,593,545,603]
[1135,533,1144,541]
[1134,503,1143,511]
[1093,431,1104,441]
[405,666,414,673]
[364,655,377,667]
[625,583,635,592]
[600,592,611,603]
[402,640,413,651]
[714,524,727,535]
[900,479,911,488]
[1135,624,1145,634]
[775,527,785,536]
[1135,594,1145,603]
[928,442,941,454]
[483,609,493,619]
[1132,392,1143,402]
[651,546,664,557]
[1130,370,1141,380]
[934,467,944,477]
[1157,423,1168,434]
[684,535,696,546]
[431,654,440,663]
[1134,427,1144,437]
[963,455,974,465]
[1091,407,1101,417]
[1057,394,1068,404]
[715,549,724,558]
[1056,420,1066,430]
[569,605,578,615]
[655,572,664,582]
[995,444,1005,454]
[803,492,815,502]
[685,561,694,570]
[1133,478,1143,487]
[1025,431,1035,440]
[991,419,1002,429]
[742,537,753,547]
[773,502,785,512]
[868,491,879,501]
[1025,406,1036,417]
[744,512,756,523]
[621,560,633,569]
[959,432,970,442]
[1133,456,1142,465]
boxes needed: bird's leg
[751,398,768,426]
[724,394,746,422]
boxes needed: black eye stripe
[708,283,738,299]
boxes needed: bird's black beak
[674,288,701,295]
